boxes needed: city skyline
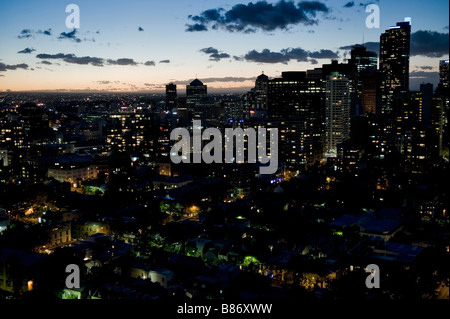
[0,0,448,93]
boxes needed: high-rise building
[106,112,155,153]
[418,83,433,123]
[254,72,269,110]
[165,83,177,111]
[437,60,449,96]
[224,98,247,128]
[325,73,351,157]
[186,79,207,121]
[348,45,379,115]
[267,71,307,118]
[435,60,449,156]
[379,21,411,117]
[242,73,270,120]
[361,77,378,114]
[186,79,207,103]
[16,102,51,143]
[267,71,323,167]
[349,45,378,73]
[439,60,449,89]
[322,60,358,117]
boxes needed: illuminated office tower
[267,71,323,167]
[379,21,411,117]
[325,73,351,157]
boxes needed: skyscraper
[322,60,358,117]
[438,60,449,94]
[379,21,411,117]
[254,72,269,110]
[348,45,379,115]
[419,83,433,123]
[267,71,323,167]
[165,83,177,111]
[186,79,207,121]
[349,45,378,73]
[325,73,351,157]
[186,79,207,103]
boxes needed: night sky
[0,0,448,92]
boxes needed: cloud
[241,47,338,64]
[200,47,231,61]
[340,30,449,58]
[17,28,52,39]
[17,47,36,54]
[144,60,156,66]
[17,29,33,39]
[200,47,220,55]
[159,60,170,63]
[343,1,355,7]
[39,61,53,65]
[97,81,111,85]
[411,30,449,58]
[409,70,438,79]
[36,53,73,59]
[0,62,29,72]
[310,58,318,64]
[36,53,104,66]
[186,23,208,32]
[339,42,380,55]
[107,58,138,66]
[64,56,104,66]
[309,49,339,59]
[244,49,290,63]
[138,27,144,31]
[358,1,378,7]
[186,0,330,33]
[58,29,82,42]
[37,29,52,36]
[419,66,433,70]
[409,70,439,90]
[202,76,255,82]
[175,76,256,85]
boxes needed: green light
[242,255,260,266]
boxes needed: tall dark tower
[165,83,177,111]
[349,45,378,73]
[186,79,207,102]
[254,72,269,110]
[348,45,379,115]
[16,102,50,142]
[438,60,449,95]
[186,79,207,122]
[379,21,411,117]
